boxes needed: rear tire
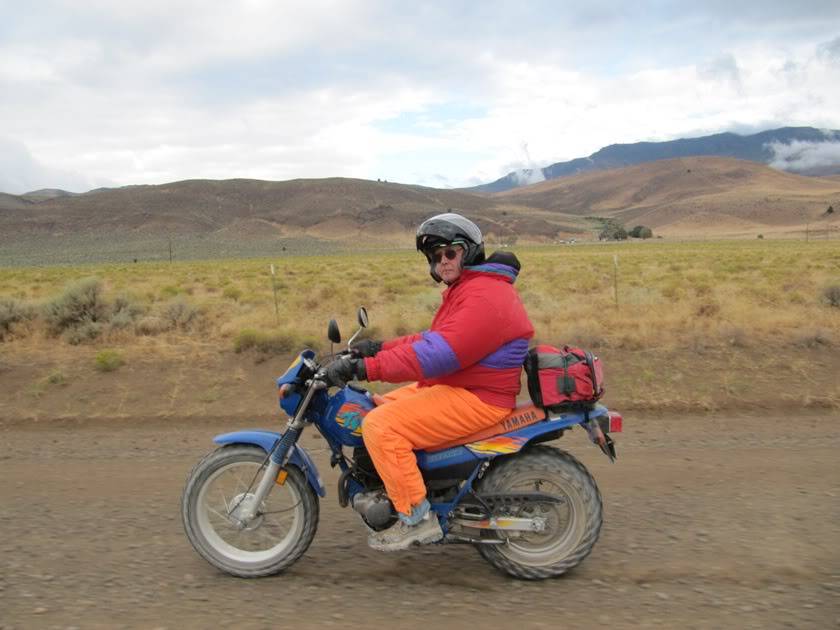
[182,444,319,577]
[475,445,602,580]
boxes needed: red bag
[525,345,604,410]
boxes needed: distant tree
[629,225,653,239]
[599,224,627,240]
[757,234,764,239]
[827,205,834,215]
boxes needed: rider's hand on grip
[349,339,382,358]
[323,357,367,387]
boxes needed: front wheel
[181,444,319,577]
[475,445,603,580]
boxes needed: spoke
[234,472,250,492]
[206,505,233,524]
[254,527,278,547]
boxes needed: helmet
[416,213,485,282]
[416,212,485,282]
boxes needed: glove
[350,339,382,358]
[323,357,367,387]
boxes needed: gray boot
[367,500,443,551]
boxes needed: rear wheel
[182,445,319,577]
[475,445,602,579]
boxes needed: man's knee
[361,409,387,443]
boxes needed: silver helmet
[416,212,485,277]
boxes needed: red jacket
[364,260,534,408]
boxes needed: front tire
[182,444,319,577]
[475,445,603,580]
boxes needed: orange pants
[361,383,510,515]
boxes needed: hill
[468,127,840,193]
[20,189,78,202]
[494,157,840,237]
[1,158,839,265]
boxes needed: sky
[2,0,840,194]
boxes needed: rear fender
[213,430,326,497]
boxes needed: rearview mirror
[327,319,341,343]
[357,307,369,328]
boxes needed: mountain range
[466,127,840,193]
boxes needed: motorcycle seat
[427,403,546,452]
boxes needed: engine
[351,490,397,530]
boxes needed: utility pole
[168,238,173,263]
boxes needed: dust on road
[1,412,839,629]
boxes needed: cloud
[697,54,742,89]
[0,137,105,194]
[817,36,840,64]
[1,3,840,191]
[766,139,840,172]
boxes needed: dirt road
[1,412,838,629]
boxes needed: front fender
[213,430,326,497]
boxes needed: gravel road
[1,412,838,629]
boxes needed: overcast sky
[2,1,840,194]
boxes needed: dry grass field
[1,239,839,420]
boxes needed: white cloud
[1,4,839,192]
[0,137,107,194]
[767,139,840,172]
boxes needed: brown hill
[2,159,838,257]
[494,157,840,237]
[0,177,580,247]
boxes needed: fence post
[613,254,619,310]
[270,264,280,325]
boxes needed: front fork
[237,379,326,522]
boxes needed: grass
[1,240,838,356]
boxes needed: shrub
[160,297,199,330]
[135,316,169,336]
[46,370,67,385]
[695,301,720,317]
[42,277,107,335]
[629,225,654,239]
[222,286,242,302]
[94,349,124,372]
[110,294,146,329]
[0,297,34,340]
[64,321,103,345]
[793,329,833,348]
[234,329,295,354]
[823,285,840,308]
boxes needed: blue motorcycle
[181,308,623,579]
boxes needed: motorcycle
[181,308,623,580]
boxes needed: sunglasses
[432,246,462,264]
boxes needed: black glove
[350,339,382,358]
[323,357,367,387]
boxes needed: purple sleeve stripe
[412,331,461,378]
[479,338,530,369]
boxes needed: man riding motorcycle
[325,212,535,551]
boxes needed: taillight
[608,411,623,433]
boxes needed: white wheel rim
[497,473,585,567]
[195,460,304,565]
